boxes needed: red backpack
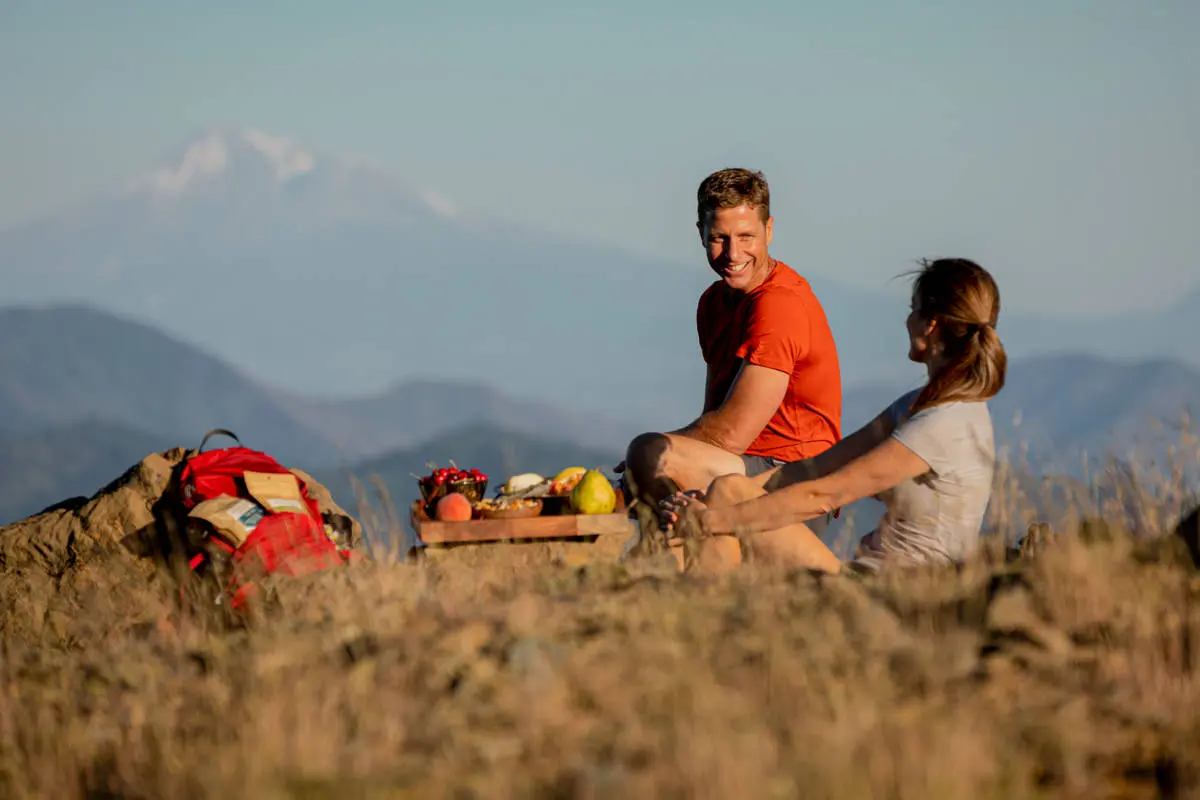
[178,429,355,610]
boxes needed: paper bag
[243,471,310,515]
[189,496,267,547]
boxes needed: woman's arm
[702,436,931,538]
[754,406,899,492]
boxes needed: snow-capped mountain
[119,128,464,227]
[130,129,318,198]
[0,128,714,422]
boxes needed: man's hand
[658,489,707,533]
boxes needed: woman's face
[906,295,937,363]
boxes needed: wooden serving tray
[410,500,634,545]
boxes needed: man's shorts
[739,454,833,539]
[740,454,785,478]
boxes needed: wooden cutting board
[410,500,635,545]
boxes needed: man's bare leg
[621,431,750,562]
[624,431,749,500]
[624,431,763,563]
[685,474,843,575]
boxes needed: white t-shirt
[852,388,995,572]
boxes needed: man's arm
[670,360,789,455]
[674,287,807,455]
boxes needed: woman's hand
[658,490,709,537]
[853,530,881,559]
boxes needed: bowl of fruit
[540,466,587,515]
[416,463,489,518]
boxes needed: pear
[569,469,617,515]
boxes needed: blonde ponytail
[909,259,1007,413]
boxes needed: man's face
[698,204,774,293]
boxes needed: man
[620,167,843,538]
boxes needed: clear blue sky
[1,0,1197,315]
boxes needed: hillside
[0,305,637,470]
[6,500,1200,797]
[992,354,1200,457]
[274,377,635,459]
[0,305,337,469]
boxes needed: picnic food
[474,494,544,520]
[419,464,488,492]
[569,468,617,515]
[435,492,473,522]
[417,463,489,517]
[502,473,545,495]
[474,496,542,512]
[549,466,586,495]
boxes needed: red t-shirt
[696,261,843,462]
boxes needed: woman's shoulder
[906,397,994,428]
[881,389,996,447]
[898,397,994,452]
[886,388,923,425]
[891,395,994,449]
[891,398,995,476]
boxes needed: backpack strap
[197,429,243,453]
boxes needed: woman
[660,257,1007,575]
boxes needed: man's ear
[696,220,706,246]
[765,216,773,246]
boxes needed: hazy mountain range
[0,304,1196,529]
[0,304,633,468]
[842,354,1200,471]
[1,127,1196,427]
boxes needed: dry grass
[2,436,1199,799]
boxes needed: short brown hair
[697,168,770,225]
[909,258,1007,413]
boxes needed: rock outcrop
[0,447,362,643]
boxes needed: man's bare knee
[624,432,678,504]
[626,432,669,475]
[705,474,763,507]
